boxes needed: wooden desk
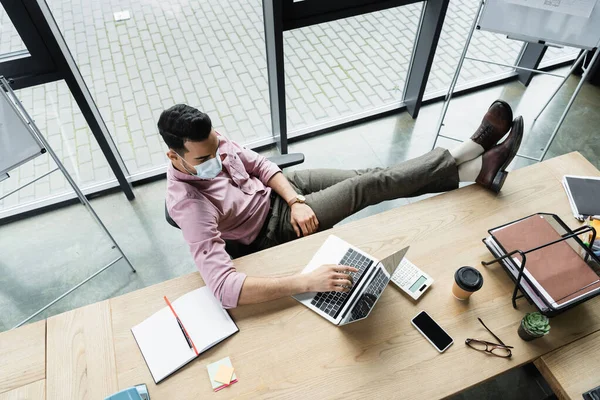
[46,301,119,400]
[0,320,45,399]
[535,330,600,399]
[3,152,600,400]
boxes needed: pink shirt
[166,134,281,308]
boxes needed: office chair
[165,152,305,259]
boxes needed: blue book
[105,384,149,400]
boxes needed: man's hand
[301,264,359,293]
[290,203,319,237]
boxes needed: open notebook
[132,287,238,383]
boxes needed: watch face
[298,195,306,202]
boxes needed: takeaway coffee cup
[452,266,484,300]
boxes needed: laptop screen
[379,246,410,276]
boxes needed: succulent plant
[522,312,550,336]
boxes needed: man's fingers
[338,265,359,273]
[333,279,352,287]
[312,215,319,229]
[304,221,313,236]
[291,219,301,237]
[329,265,358,273]
[310,217,318,233]
[301,219,312,236]
[299,221,309,237]
[333,285,351,293]
[306,219,315,235]
[332,272,353,281]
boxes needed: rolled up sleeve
[170,197,247,308]
[234,142,281,185]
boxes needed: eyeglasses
[465,318,513,358]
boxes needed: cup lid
[455,266,484,291]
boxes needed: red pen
[164,295,199,356]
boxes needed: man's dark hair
[157,104,212,153]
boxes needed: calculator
[390,258,433,300]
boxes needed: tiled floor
[0,0,577,212]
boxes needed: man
[160,102,523,308]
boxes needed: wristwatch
[287,194,306,207]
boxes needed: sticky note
[207,356,238,390]
[214,364,234,384]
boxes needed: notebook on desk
[562,175,600,220]
[490,214,600,308]
[131,287,238,383]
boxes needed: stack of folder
[484,214,600,314]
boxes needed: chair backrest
[165,202,180,229]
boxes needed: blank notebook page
[173,288,238,353]
[132,306,197,383]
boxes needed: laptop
[294,235,409,325]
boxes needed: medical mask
[179,149,223,179]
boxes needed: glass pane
[285,5,422,132]
[0,3,28,55]
[46,0,274,178]
[0,81,115,216]
[540,46,579,69]
[425,0,522,95]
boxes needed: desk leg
[403,0,450,118]
[533,358,569,400]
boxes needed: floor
[0,0,577,211]
[1,71,599,398]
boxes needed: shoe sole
[490,116,524,193]
[490,170,509,193]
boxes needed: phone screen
[412,311,453,351]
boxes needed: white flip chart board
[0,86,45,176]
[479,0,600,49]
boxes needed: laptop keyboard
[348,268,388,322]
[310,248,373,319]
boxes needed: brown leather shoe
[476,116,524,193]
[470,100,513,151]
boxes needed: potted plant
[518,312,550,341]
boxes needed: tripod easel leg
[539,49,600,161]
[432,0,485,150]
[533,50,588,122]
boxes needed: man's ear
[166,149,179,163]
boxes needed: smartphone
[411,310,453,353]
